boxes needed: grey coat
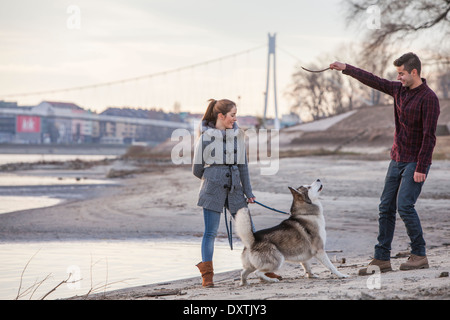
[192,121,254,214]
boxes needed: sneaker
[358,258,392,276]
[399,254,429,271]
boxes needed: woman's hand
[247,197,256,203]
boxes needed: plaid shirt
[343,64,440,174]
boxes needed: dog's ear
[289,186,312,204]
[288,186,298,196]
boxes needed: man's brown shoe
[400,254,429,271]
[358,259,392,276]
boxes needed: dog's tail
[235,207,255,247]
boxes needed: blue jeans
[201,207,255,262]
[201,208,221,262]
[375,160,429,260]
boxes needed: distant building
[0,100,33,143]
[33,101,94,143]
[237,116,260,129]
[0,101,20,109]
[281,113,301,128]
[0,100,192,145]
[100,107,185,145]
[16,115,41,143]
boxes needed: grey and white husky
[235,179,349,285]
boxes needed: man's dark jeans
[375,160,429,260]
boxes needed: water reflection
[0,240,243,300]
[0,173,117,187]
[0,154,116,166]
[0,196,62,214]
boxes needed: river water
[0,154,118,215]
[0,154,243,300]
[0,239,242,300]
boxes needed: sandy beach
[2,104,450,301]
[1,152,449,300]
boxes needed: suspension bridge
[0,34,305,129]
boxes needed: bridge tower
[263,33,279,129]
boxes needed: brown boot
[358,258,392,276]
[196,261,214,287]
[400,254,429,271]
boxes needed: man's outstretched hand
[330,61,346,71]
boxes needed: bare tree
[344,0,450,64]
[437,70,450,98]
[288,47,374,122]
[289,64,359,121]
[289,63,327,121]
[288,0,449,119]
[353,44,396,105]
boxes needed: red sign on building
[17,116,41,133]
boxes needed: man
[330,52,440,274]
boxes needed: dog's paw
[259,277,279,283]
[305,273,319,279]
[256,272,280,283]
[336,273,349,278]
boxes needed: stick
[141,289,185,297]
[301,66,331,73]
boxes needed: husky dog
[235,179,349,285]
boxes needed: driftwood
[138,289,186,298]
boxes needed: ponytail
[202,99,218,123]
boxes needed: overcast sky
[0,0,361,116]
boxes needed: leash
[254,200,290,215]
[223,201,289,250]
[224,207,233,250]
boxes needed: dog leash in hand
[253,200,289,215]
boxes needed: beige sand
[1,155,449,300]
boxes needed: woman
[192,98,255,288]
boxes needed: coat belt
[208,164,239,194]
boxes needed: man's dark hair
[393,52,421,76]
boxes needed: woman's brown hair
[202,99,236,124]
